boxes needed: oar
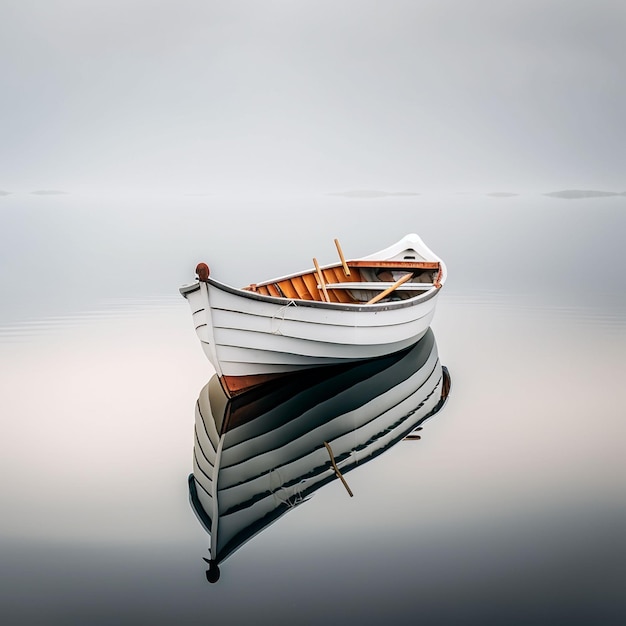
[334,238,351,276]
[313,257,330,302]
[324,441,353,497]
[366,272,413,304]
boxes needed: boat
[188,329,451,581]
[180,233,446,397]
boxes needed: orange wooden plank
[335,289,354,303]
[221,372,292,398]
[321,269,343,303]
[291,276,314,300]
[346,267,363,283]
[328,267,344,282]
[323,268,352,302]
[301,272,322,301]
[277,279,298,299]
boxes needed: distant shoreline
[544,189,626,199]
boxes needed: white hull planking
[186,280,438,378]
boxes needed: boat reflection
[188,328,451,582]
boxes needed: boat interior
[243,258,442,304]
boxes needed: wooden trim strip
[434,265,443,288]
[347,260,439,270]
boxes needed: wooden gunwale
[347,261,440,270]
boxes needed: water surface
[1,192,624,625]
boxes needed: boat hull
[180,233,446,396]
[184,279,439,392]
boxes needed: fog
[1,7,625,622]
[1,0,625,194]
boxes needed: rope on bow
[270,299,298,335]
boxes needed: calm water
[1,192,625,625]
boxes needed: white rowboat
[180,233,446,397]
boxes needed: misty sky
[1,0,625,193]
